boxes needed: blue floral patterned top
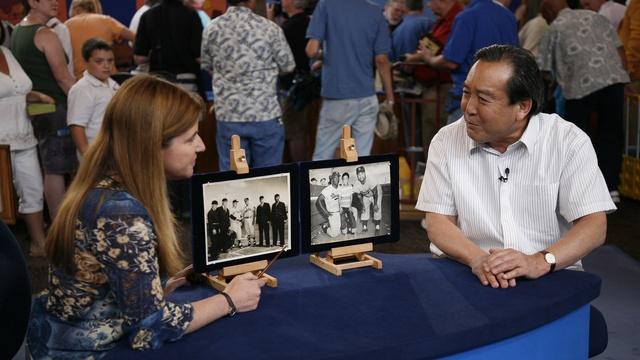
[27,178,193,359]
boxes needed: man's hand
[470,254,516,289]
[485,248,550,281]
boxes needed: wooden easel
[309,125,383,276]
[195,135,277,291]
[206,260,278,292]
[230,134,249,174]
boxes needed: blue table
[106,253,600,359]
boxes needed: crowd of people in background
[0,0,637,255]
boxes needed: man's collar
[228,5,252,14]
[466,114,540,154]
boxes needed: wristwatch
[220,292,237,317]
[539,250,556,273]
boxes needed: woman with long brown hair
[27,75,265,358]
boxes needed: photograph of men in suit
[271,194,288,246]
[207,200,221,260]
[229,199,243,247]
[218,198,232,251]
[256,196,271,247]
[243,198,256,246]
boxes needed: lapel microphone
[498,168,510,183]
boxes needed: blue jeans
[216,118,284,171]
[312,96,379,160]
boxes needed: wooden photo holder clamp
[309,243,383,276]
[206,260,278,292]
[230,134,249,174]
[339,125,358,163]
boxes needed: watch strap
[220,292,237,317]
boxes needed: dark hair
[222,198,228,202]
[259,196,264,200]
[474,45,544,119]
[212,200,218,205]
[405,0,423,11]
[21,0,30,14]
[275,194,280,198]
[233,199,238,203]
[342,172,350,178]
[244,197,249,201]
[81,37,112,61]
[356,166,365,174]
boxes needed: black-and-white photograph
[308,161,393,246]
[201,173,292,266]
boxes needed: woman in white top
[0,45,53,256]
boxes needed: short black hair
[342,172,350,178]
[222,198,228,202]
[405,0,423,11]
[232,199,238,203]
[81,37,112,62]
[310,177,317,182]
[259,196,264,200]
[474,45,544,119]
[212,200,218,205]
[275,194,280,198]
[244,197,249,201]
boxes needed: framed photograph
[300,154,399,253]
[191,164,299,273]
[0,144,17,224]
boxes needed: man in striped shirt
[416,45,615,290]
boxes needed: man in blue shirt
[390,0,435,62]
[415,0,518,124]
[306,0,395,160]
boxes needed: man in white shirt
[580,0,626,30]
[416,45,615,289]
[67,38,119,157]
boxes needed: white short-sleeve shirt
[67,71,119,143]
[416,113,616,258]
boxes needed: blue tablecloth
[106,253,601,359]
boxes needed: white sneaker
[420,218,427,231]
[610,190,621,204]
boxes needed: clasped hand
[471,249,547,288]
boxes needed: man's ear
[516,98,533,122]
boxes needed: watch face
[545,252,556,264]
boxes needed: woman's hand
[224,272,266,313]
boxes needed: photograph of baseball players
[202,173,291,265]
[309,161,392,246]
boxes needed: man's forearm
[546,212,607,270]
[375,55,394,102]
[425,55,458,71]
[426,212,486,266]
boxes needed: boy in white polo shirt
[67,38,119,157]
